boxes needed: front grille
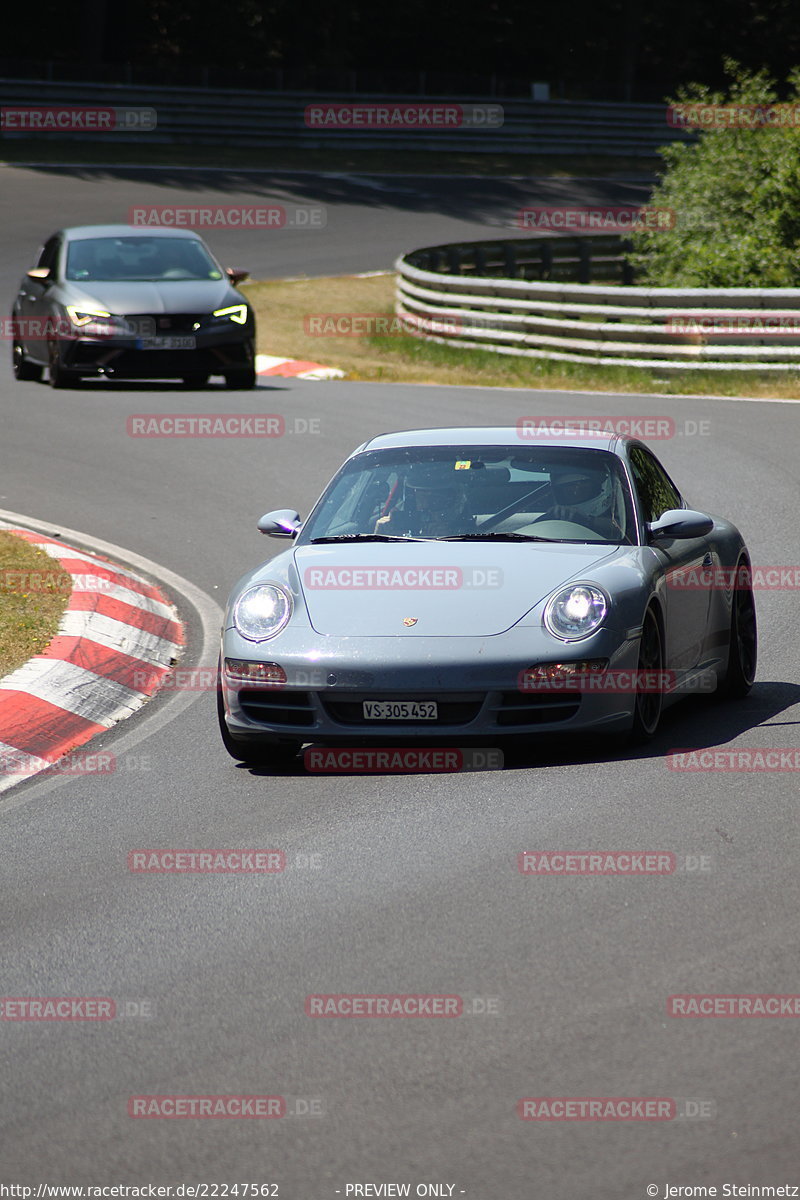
[492,690,580,726]
[320,692,485,726]
[130,313,206,334]
[239,689,315,727]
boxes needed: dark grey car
[12,224,256,388]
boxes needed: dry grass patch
[247,273,800,398]
[0,532,72,677]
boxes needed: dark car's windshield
[298,445,637,545]
[65,236,223,283]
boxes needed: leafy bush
[628,61,800,287]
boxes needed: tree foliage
[628,61,800,286]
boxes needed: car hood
[293,541,623,636]
[63,279,238,315]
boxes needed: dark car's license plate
[136,336,197,350]
[362,700,438,720]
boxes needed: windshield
[65,236,223,283]
[298,446,637,545]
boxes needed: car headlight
[544,584,608,641]
[212,304,248,325]
[233,584,292,642]
[65,306,121,336]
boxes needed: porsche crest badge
[403,617,418,627]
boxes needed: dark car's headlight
[233,584,292,641]
[65,306,125,336]
[211,304,248,325]
[544,584,608,641]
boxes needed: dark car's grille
[129,313,206,334]
[239,689,315,726]
[320,692,485,726]
[492,690,581,726]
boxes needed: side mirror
[27,267,51,282]
[647,509,714,542]
[226,267,249,286]
[257,509,302,538]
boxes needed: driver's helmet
[402,463,463,514]
[550,464,613,518]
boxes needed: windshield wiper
[433,532,559,542]
[310,534,428,544]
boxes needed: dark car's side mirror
[26,267,51,283]
[647,509,714,542]
[258,509,302,537]
[226,267,249,286]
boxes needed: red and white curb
[0,525,184,791]
[256,353,344,381]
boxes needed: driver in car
[374,463,473,537]
[540,466,622,540]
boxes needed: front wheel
[216,683,300,767]
[12,340,43,381]
[718,559,757,699]
[628,606,664,744]
[224,364,256,390]
[48,341,81,389]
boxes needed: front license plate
[362,700,438,721]
[136,336,197,350]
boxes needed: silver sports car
[218,428,757,765]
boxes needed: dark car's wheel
[628,606,664,744]
[216,681,300,767]
[718,558,757,699]
[224,364,257,390]
[12,340,43,381]
[47,341,82,389]
[181,371,210,388]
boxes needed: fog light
[225,659,287,685]
[519,660,608,691]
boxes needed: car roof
[59,225,205,241]
[356,427,624,454]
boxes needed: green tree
[628,61,800,286]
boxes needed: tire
[216,680,300,767]
[718,558,757,699]
[224,364,256,390]
[12,340,43,381]
[628,606,664,744]
[47,341,81,389]
[181,371,210,388]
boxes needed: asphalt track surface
[1,164,800,1195]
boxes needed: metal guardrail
[0,79,691,154]
[395,236,800,371]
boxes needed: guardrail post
[503,243,517,278]
[539,241,553,280]
[447,247,462,275]
[578,241,591,284]
[620,239,635,284]
[474,246,487,276]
